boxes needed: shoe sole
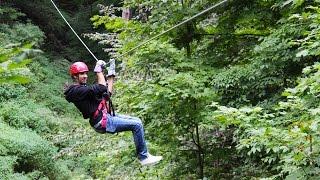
[140,158,162,166]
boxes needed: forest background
[1,0,320,179]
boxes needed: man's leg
[105,114,148,160]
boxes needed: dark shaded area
[7,0,112,65]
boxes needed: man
[64,60,162,166]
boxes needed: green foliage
[207,0,320,106]
[4,0,320,179]
[211,62,320,178]
[0,5,80,178]
[90,0,272,178]
[280,0,306,9]
[291,5,320,58]
[0,100,64,135]
[0,45,38,84]
[74,132,172,179]
[89,0,320,178]
[10,0,109,62]
[0,6,45,48]
[0,6,25,23]
[113,36,219,179]
[0,23,45,47]
[0,6,44,85]
[0,84,27,102]
[0,122,70,179]
[0,156,17,178]
[0,51,74,178]
[92,15,131,32]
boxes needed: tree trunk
[195,123,204,179]
[186,42,191,57]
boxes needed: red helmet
[69,62,89,76]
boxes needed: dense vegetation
[1,0,320,179]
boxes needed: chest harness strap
[91,92,115,132]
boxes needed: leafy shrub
[0,44,38,84]
[75,132,171,179]
[0,6,25,23]
[211,62,320,178]
[0,5,44,85]
[0,24,44,49]
[0,100,64,135]
[0,23,45,47]
[0,156,17,178]
[0,84,27,102]
[0,122,70,179]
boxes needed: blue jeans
[106,114,148,160]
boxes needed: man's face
[75,72,88,84]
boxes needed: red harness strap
[93,98,109,128]
[94,99,106,117]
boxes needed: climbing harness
[102,91,116,116]
[90,92,115,134]
[50,0,229,62]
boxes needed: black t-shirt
[64,84,108,119]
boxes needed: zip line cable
[117,0,228,59]
[50,0,229,62]
[50,0,99,62]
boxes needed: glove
[107,58,116,77]
[94,60,107,73]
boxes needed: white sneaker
[139,153,163,166]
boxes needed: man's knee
[134,119,143,130]
[135,118,142,124]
